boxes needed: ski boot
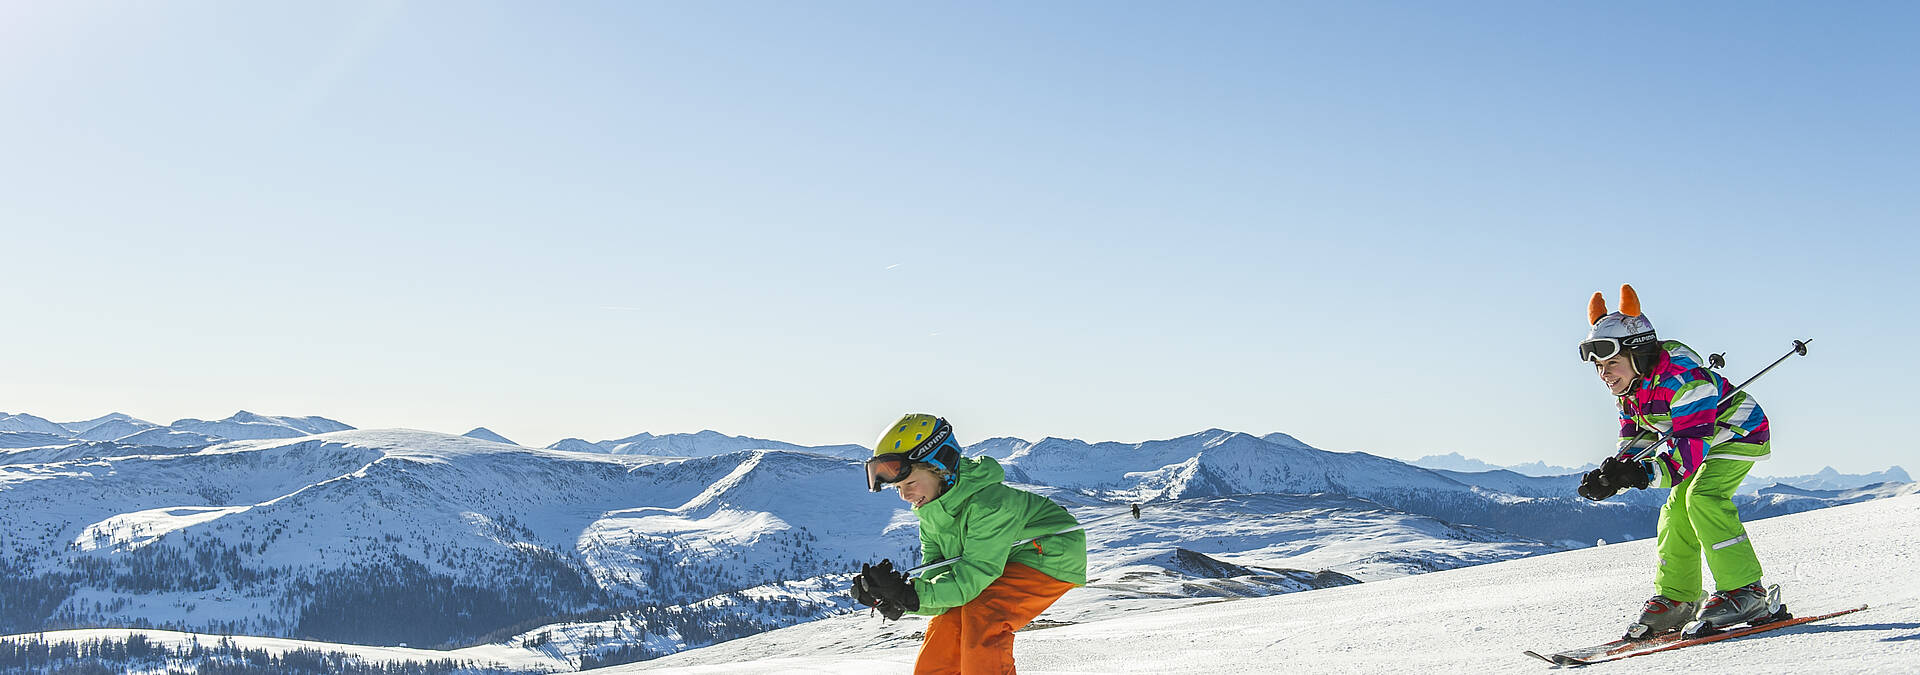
[1682,583,1784,636]
[1624,594,1698,639]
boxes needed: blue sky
[3,2,1914,474]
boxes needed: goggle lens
[865,454,915,492]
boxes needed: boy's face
[896,466,945,509]
[1595,353,1637,396]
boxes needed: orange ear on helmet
[1619,284,1642,317]
[1587,292,1607,325]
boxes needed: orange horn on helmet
[1620,284,1642,317]
[1588,292,1607,325]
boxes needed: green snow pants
[1655,448,1767,602]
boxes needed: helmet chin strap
[1619,358,1649,397]
[1611,358,1643,398]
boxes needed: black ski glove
[1579,456,1651,501]
[1577,466,1620,501]
[855,559,919,621]
[1602,456,1652,490]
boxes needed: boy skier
[1576,284,1776,638]
[851,413,1086,674]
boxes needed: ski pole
[1629,339,1811,462]
[903,522,1089,577]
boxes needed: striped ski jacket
[1615,341,1771,487]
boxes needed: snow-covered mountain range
[0,411,1910,671]
[0,411,355,456]
[544,430,869,460]
[1410,451,1592,476]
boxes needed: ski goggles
[1578,337,1625,362]
[1579,332,1656,362]
[865,453,916,492]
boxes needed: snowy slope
[113,428,222,448]
[1086,494,1556,582]
[0,432,70,449]
[614,493,1920,674]
[1742,481,1920,521]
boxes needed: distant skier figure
[1575,285,1776,638]
[1131,503,1141,520]
[852,413,1087,675]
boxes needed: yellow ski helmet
[867,413,962,492]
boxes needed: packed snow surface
[616,493,1920,674]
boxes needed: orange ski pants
[913,562,1075,675]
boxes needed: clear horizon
[5,2,1914,475]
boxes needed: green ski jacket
[909,456,1086,615]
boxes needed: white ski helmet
[1580,284,1658,363]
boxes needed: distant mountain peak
[59,413,154,434]
[0,412,70,436]
[548,438,608,453]
[462,427,516,445]
[1409,452,1502,473]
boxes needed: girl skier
[1576,284,1776,638]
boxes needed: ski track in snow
[611,493,1920,674]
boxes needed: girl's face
[1596,353,1637,396]
[895,465,946,508]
